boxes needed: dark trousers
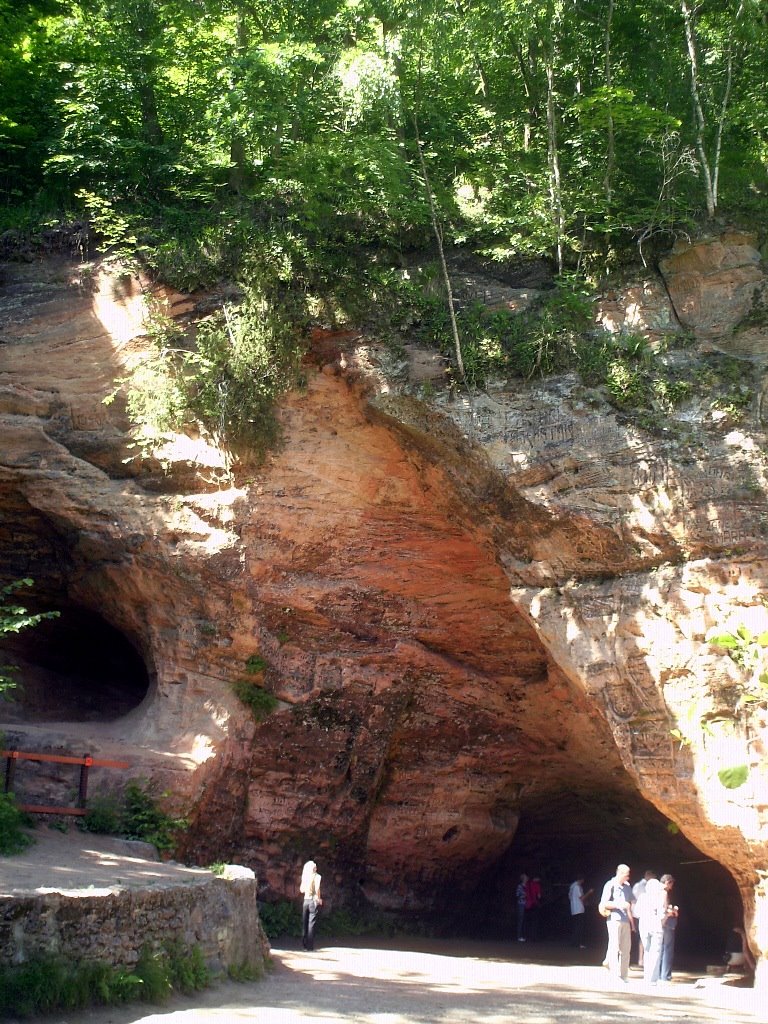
[571,912,585,946]
[660,926,676,979]
[302,898,319,950]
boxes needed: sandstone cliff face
[1,234,767,978]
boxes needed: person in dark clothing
[526,875,543,940]
[516,873,528,941]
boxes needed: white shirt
[569,880,585,916]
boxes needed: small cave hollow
[0,603,151,723]
[464,785,742,967]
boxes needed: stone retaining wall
[0,870,270,976]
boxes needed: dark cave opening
[461,786,742,969]
[0,603,151,723]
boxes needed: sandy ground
[0,828,213,898]
[5,942,763,1024]
[2,830,764,1023]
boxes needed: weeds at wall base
[227,961,265,982]
[0,942,212,1018]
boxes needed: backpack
[598,883,615,918]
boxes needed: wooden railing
[2,749,130,815]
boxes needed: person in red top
[525,876,543,941]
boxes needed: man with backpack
[599,863,636,984]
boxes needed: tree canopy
[2,1,766,452]
[1,0,765,252]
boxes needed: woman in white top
[637,877,667,984]
[300,860,323,950]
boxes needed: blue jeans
[642,929,663,983]
[660,926,676,980]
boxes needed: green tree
[0,0,66,203]
[0,579,59,697]
[3,0,767,303]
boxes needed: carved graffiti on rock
[605,682,637,719]
[575,595,616,619]
[631,722,675,762]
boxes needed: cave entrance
[466,785,741,967]
[0,603,150,723]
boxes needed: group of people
[598,863,678,986]
[298,858,755,982]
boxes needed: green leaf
[756,632,768,647]
[737,625,753,642]
[708,633,740,649]
[717,764,749,789]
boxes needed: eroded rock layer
[1,234,768,978]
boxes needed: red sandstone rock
[1,247,768,984]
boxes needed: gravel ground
[11,940,764,1024]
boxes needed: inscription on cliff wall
[444,395,767,552]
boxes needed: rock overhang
[1,240,767,972]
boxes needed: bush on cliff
[80,781,187,854]
[0,793,33,856]
[1,578,59,698]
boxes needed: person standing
[638,877,666,985]
[300,859,323,951]
[526,875,543,941]
[632,870,657,968]
[516,873,528,942]
[568,875,593,948]
[599,863,635,983]
[659,874,678,981]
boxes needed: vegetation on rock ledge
[80,781,188,853]
[0,579,59,698]
[2,0,766,451]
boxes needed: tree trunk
[545,54,564,274]
[515,41,539,153]
[712,0,744,205]
[228,9,250,194]
[413,114,468,391]
[136,80,164,147]
[680,0,716,217]
[603,0,615,206]
[129,3,165,149]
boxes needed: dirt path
[9,940,763,1024]
[0,829,213,897]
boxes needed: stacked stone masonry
[0,875,270,975]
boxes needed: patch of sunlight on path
[29,942,766,1024]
